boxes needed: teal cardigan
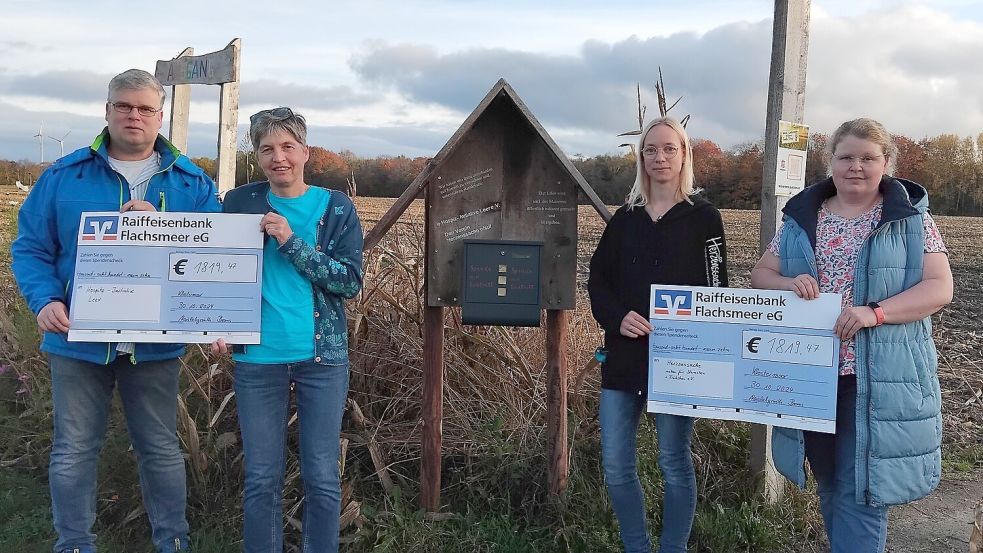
[222,182,363,365]
[771,176,942,507]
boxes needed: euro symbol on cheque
[173,258,188,276]
[746,336,761,354]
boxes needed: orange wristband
[867,301,885,326]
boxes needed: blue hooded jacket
[771,176,942,506]
[11,129,221,364]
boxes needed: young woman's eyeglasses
[641,145,681,159]
[250,107,295,124]
[834,154,885,167]
[110,102,162,117]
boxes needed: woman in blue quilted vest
[750,118,953,552]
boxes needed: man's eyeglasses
[110,102,162,117]
[834,154,885,167]
[641,145,681,159]
[250,107,295,124]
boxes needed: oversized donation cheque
[647,285,841,433]
[67,211,264,344]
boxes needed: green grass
[336,416,817,552]
[0,470,52,552]
[942,444,983,474]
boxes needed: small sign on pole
[776,120,809,196]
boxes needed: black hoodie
[588,196,729,394]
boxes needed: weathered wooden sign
[426,81,593,311]
[154,40,241,195]
[362,79,610,511]
[155,42,238,86]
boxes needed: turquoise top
[234,186,331,364]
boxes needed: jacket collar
[86,127,185,172]
[782,176,926,249]
[627,194,712,223]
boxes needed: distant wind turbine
[47,130,71,159]
[34,122,44,164]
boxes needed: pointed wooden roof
[363,78,610,251]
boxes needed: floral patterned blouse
[768,200,947,375]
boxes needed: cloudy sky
[1,0,981,162]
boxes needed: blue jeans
[234,360,349,553]
[805,375,889,553]
[48,353,189,553]
[600,388,697,553]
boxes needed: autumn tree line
[2,132,982,215]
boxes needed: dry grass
[351,197,983,462]
[0,187,980,550]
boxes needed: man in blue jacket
[11,69,220,553]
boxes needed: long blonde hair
[625,116,698,209]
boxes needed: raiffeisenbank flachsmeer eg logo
[653,289,693,316]
[81,215,119,241]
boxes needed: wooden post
[216,38,241,194]
[546,309,569,495]
[421,183,444,512]
[755,0,811,503]
[166,47,193,153]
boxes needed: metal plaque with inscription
[461,240,542,326]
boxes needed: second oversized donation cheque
[647,285,841,433]
[67,211,264,345]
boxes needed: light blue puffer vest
[771,177,942,506]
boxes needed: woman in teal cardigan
[750,118,953,553]
[213,107,363,553]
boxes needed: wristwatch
[867,301,885,326]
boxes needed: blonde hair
[625,116,698,209]
[828,118,898,175]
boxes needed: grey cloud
[0,40,50,52]
[0,98,450,162]
[349,20,774,148]
[804,8,983,139]
[239,79,377,111]
[5,70,113,102]
[0,70,377,114]
[182,122,450,160]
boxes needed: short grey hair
[107,69,166,108]
[249,108,308,151]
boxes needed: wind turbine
[34,122,44,164]
[47,130,71,159]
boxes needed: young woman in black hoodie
[588,116,728,553]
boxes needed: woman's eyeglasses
[641,145,681,159]
[249,107,295,124]
[834,154,885,167]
